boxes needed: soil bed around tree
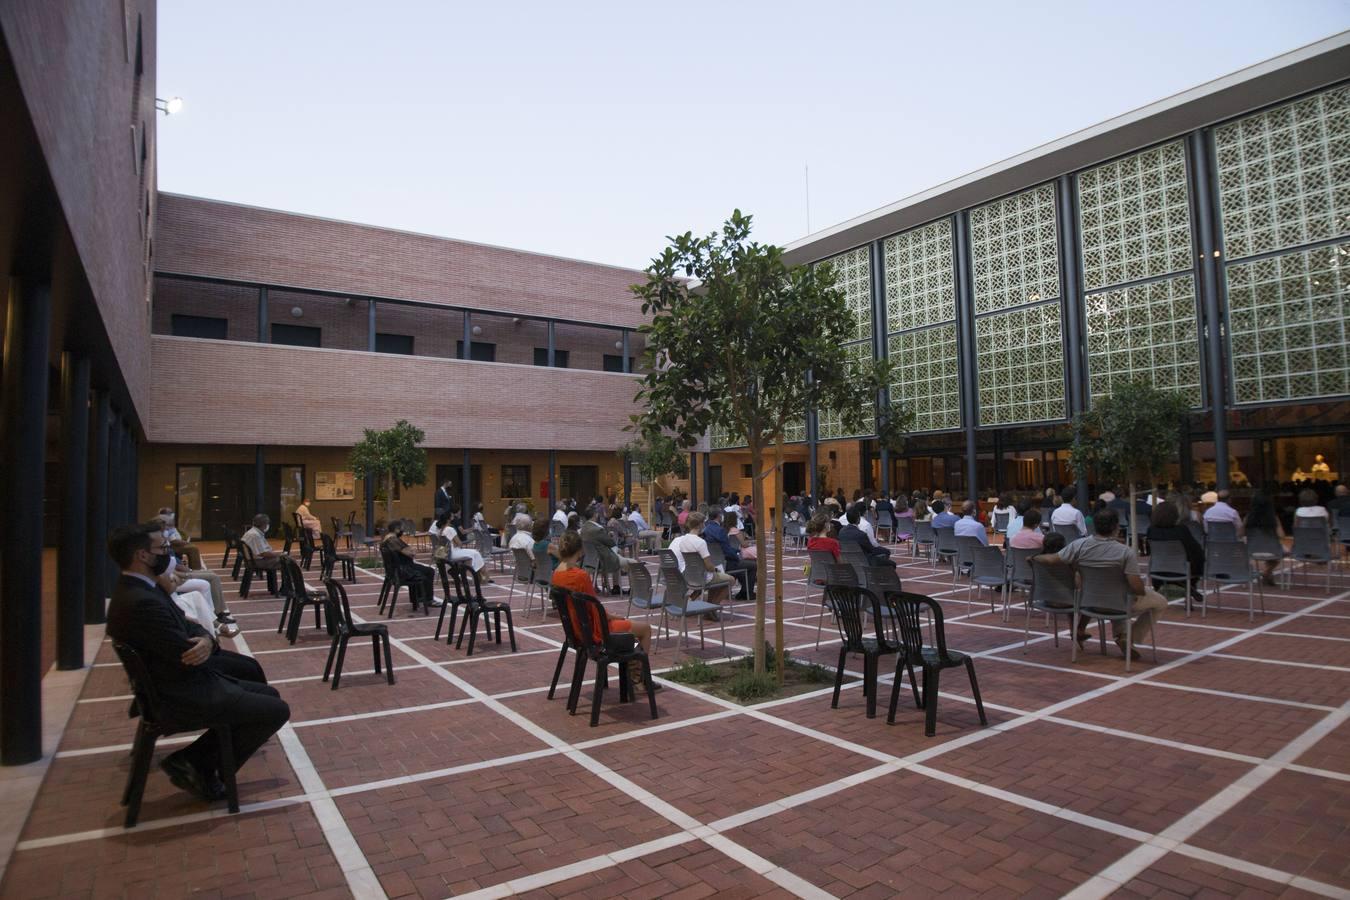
[663,650,858,705]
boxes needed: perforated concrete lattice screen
[969,184,1061,315]
[888,324,961,432]
[816,343,875,441]
[975,303,1066,426]
[819,246,873,342]
[1085,274,1203,406]
[1227,241,1349,404]
[783,419,807,444]
[710,425,744,451]
[884,219,955,332]
[1078,141,1194,291]
[1215,84,1350,261]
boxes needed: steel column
[547,449,557,515]
[953,212,978,501]
[86,389,110,623]
[461,449,472,522]
[1057,174,1089,510]
[1188,130,1229,488]
[688,452,697,502]
[257,286,268,343]
[254,445,265,518]
[128,434,139,523]
[1,280,52,764]
[462,311,472,360]
[701,453,711,504]
[547,321,556,367]
[621,330,631,373]
[367,300,377,352]
[364,474,375,533]
[623,454,632,507]
[59,353,90,670]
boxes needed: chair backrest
[807,549,838,586]
[877,510,895,529]
[893,511,915,538]
[934,525,957,553]
[879,591,950,663]
[706,541,728,569]
[569,590,617,655]
[281,555,311,599]
[1206,520,1238,543]
[1185,519,1205,544]
[581,542,601,572]
[281,523,295,554]
[111,642,165,725]
[322,577,357,631]
[346,511,357,527]
[1336,509,1350,535]
[785,520,804,539]
[970,545,1005,581]
[532,550,554,585]
[838,543,870,569]
[237,538,257,566]
[1290,525,1331,561]
[659,548,681,575]
[511,547,535,583]
[549,520,565,538]
[550,587,585,646]
[220,525,239,545]
[680,551,708,588]
[1074,563,1133,615]
[993,511,1010,532]
[1245,528,1284,559]
[955,535,981,569]
[1028,557,1076,609]
[823,584,884,652]
[863,564,902,597]
[628,560,655,604]
[1007,546,1037,585]
[914,520,935,544]
[1205,540,1252,581]
[1147,540,1190,577]
[351,522,368,545]
[1053,523,1081,542]
[1293,514,1328,529]
[319,530,337,563]
[825,562,859,587]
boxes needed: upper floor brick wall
[155,194,651,329]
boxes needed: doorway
[559,465,598,505]
[782,461,805,497]
[177,463,304,540]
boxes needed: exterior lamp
[155,96,184,115]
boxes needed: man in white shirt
[628,503,662,552]
[668,512,733,608]
[241,514,284,594]
[508,525,535,558]
[953,501,988,546]
[837,502,881,548]
[552,503,569,527]
[1050,487,1087,537]
[1201,489,1244,536]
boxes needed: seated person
[508,518,536,556]
[107,522,289,803]
[510,503,533,534]
[382,524,441,609]
[1244,492,1286,586]
[628,502,663,548]
[1033,509,1166,660]
[953,500,988,546]
[241,514,284,594]
[991,494,1016,532]
[158,507,204,570]
[930,500,958,529]
[1008,508,1045,549]
[1146,501,1204,605]
[550,531,655,692]
[668,512,734,608]
[580,505,636,595]
[891,498,915,540]
[838,506,895,567]
[434,513,492,583]
[806,514,841,561]
[1050,486,1088,536]
[703,509,757,601]
[163,550,237,637]
[295,498,323,542]
[530,519,556,579]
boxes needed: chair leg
[503,609,517,652]
[383,633,396,684]
[122,725,156,827]
[372,634,382,673]
[322,633,340,682]
[831,648,847,708]
[548,641,570,699]
[331,635,349,689]
[906,661,922,709]
[465,610,479,655]
[965,658,988,726]
[566,651,587,714]
[643,657,658,720]
[216,726,239,814]
[886,659,904,724]
[590,660,606,727]
[923,666,940,737]
[1071,611,1079,663]
[865,654,877,719]
[275,592,291,634]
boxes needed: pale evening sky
[156,1,1350,272]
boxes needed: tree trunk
[386,468,396,529]
[749,442,768,675]
[772,441,786,686]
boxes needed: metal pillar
[128,434,139,523]
[808,406,819,503]
[107,414,124,532]
[701,453,711,504]
[364,474,375,533]
[689,452,698,503]
[547,449,557,515]
[367,300,377,352]
[59,352,90,670]
[621,330,631,373]
[1,280,52,764]
[1057,175,1089,510]
[953,212,978,502]
[547,321,556,367]
[461,311,472,360]
[623,454,632,507]
[254,445,265,518]
[461,449,472,522]
[85,390,110,623]
[257,286,269,343]
[1188,130,1229,489]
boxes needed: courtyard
[4,541,1347,899]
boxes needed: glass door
[177,466,204,540]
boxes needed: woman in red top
[551,531,654,682]
[805,514,841,561]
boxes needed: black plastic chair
[548,586,578,702]
[448,557,516,655]
[113,642,239,827]
[321,578,394,690]
[433,557,476,643]
[278,556,328,644]
[319,531,356,583]
[559,589,658,726]
[884,591,988,737]
[376,544,410,618]
[281,523,295,557]
[296,526,316,570]
[823,583,899,719]
[222,525,242,577]
[236,541,279,598]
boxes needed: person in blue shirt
[953,500,988,545]
[703,509,756,600]
[931,500,959,530]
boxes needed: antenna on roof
[804,164,811,234]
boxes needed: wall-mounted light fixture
[155,96,184,115]
[290,306,303,318]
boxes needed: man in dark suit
[106,522,290,803]
[838,505,896,568]
[434,481,454,520]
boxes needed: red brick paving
[2,548,1347,899]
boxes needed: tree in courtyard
[620,431,690,486]
[349,419,429,528]
[630,210,902,680]
[1069,380,1190,549]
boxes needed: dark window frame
[170,314,229,340]
[501,465,531,499]
[271,323,322,347]
[455,340,497,362]
[375,332,415,355]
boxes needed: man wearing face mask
[241,513,284,595]
[106,522,289,804]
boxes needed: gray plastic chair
[1205,520,1239,543]
[1072,563,1158,673]
[1022,557,1078,651]
[967,544,1006,614]
[783,519,807,552]
[1290,525,1333,592]
[808,549,842,647]
[913,520,936,562]
[1246,528,1287,590]
[934,526,958,578]
[508,547,541,615]
[875,510,895,541]
[664,552,728,651]
[1147,540,1195,617]
[1203,540,1263,622]
[954,535,981,587]
[838,543,872,585]
[1002,546,1038,622]
[1053,523,1082,543]
[993,511,1010,534]
[625,560,665,638]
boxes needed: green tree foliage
[349,420,429,527]
[630,210,901,677]
[620,432,690,484]
[1070,380,1189,548]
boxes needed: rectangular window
[171,314,228,340]
[375,332,414,355]
[455,340,496,362]
[533,348,570,367]
[271,323,321,347]
[501,465,531,498]
[603,354,635,372]
[740,464,753,478]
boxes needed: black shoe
[1190,592,1205,605]
[215,611,236,625]
[733,593,747,601]
[160,752,219,803]
[610,585,620,596]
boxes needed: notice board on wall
[315,471,356,501]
